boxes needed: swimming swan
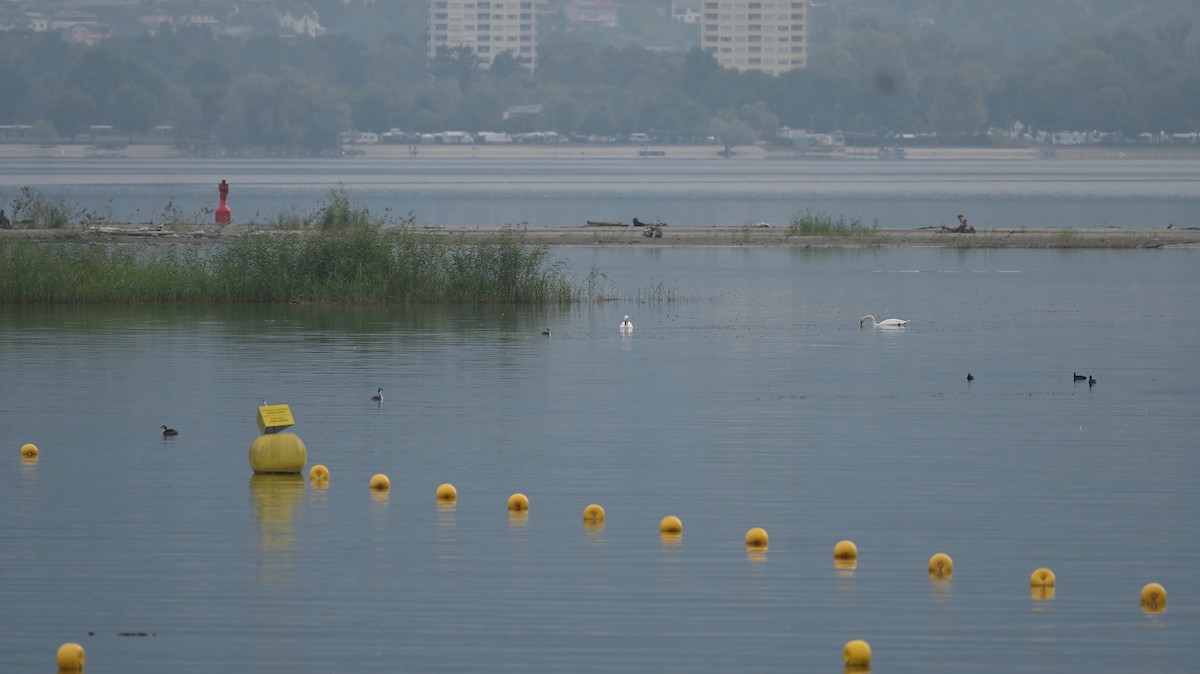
[620,315,633,331]
[859,314,909,328]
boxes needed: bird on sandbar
[160,425,178,437]
[371,387,384,402]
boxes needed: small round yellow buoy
[56,642,85,671]
[843,639,871,669]
[308,464,329,482]
[436,483,457,502]
[745,527,769,549]
[928,552,954,579]
[20,443,39,460]
[1141,582,1167,612]
[508,493,529,512]
[369,473,390,492]
[583,503,605,523]
[1030,567,1056,587]
[659,516,682,534]
[834,540,858,560]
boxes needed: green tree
[108,82,161,141]
[927,68,988,137]
[47,88,97,140]
[709,111,757,156]
[31,119,58,144]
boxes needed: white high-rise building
[701,0,807,75]
[429,1,537,72]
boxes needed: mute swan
[859,314,909,328]
[161,425,178,437]
[371,387,384,402]
[620,315,633,331]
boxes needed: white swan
[859,314,909,328]
[619,315,633,331]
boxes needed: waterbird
[371,387,384,402]
[160,425,178,437]
[1089,375,1097,386]
[620,315,633,330]
[1073,373,1087,381]
[967,372,974,381]
[859,314,909,328]
[541,329,552,336]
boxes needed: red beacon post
[215,179,231,225]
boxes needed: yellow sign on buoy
[257,404,295,435]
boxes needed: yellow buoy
[1031,586,1056,601]
[20,443,39,460]
[659,515,682,534]
[745,527,769,549]
[928,553,953,579]
[1030,567,1056,587]
[369,473,390,491]
[834,540,858,560]
[436,483,458,502]
[583,503,605,523]
[248,433,307,474]
[308,464,329,482]
[507,493,529,512]
[843,639,871,668]
[1141,583,1167,612]
[56,642,85,671]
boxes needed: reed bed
[0,228,576,305]
[786,209,879,238]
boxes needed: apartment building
[700,0,807,75]
[429,1,537,72]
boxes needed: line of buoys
[436,483,458,502]
[928,553,953,579]
[308,464,329,484]
[659,515,682,534]
[1141,582,1167,612]
[507,493,529,512]
[369,473,390,491]
[843,639,871,669]
[20,443,39,462]
[744,527,769,549]
[56,642,85,671]
[582,503,605,523]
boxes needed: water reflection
[248,474,304,585]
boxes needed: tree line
[0,18,1196,152]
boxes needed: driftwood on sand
[941,214,975,233]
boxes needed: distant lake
[2,246,1198,673]
[1,156,1198,230]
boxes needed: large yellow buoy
[20,443,39,461]
[369,473,390,492]
[508,493,529,512]
[843,639,871,669]
[659,516,683,534]
[1141,583,1167,612]
[308,464,329,483]
[248,433,306,474]
[834,540,858,560]
[1030,567,1056,587]
[56,642,85,671]
[745,527,769,549]
[583,503,605,523]
[436,483,458,502]
[928,553,953,579]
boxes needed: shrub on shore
[786,209,878,237]
[0,227,576,305]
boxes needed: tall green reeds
[0,228,576,305]
[786,209,878,238]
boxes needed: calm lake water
[2,244,1198,673]
[1,156,1199,230]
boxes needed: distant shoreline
[5,224,1197,249]
[2,142,1199,162]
